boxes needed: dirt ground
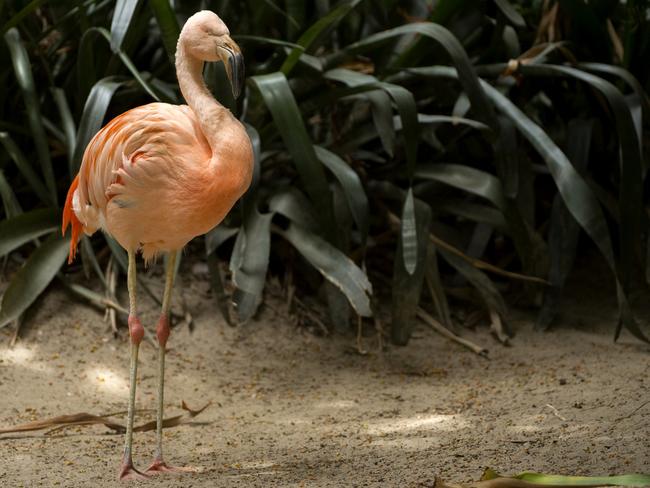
[0,264,649,487]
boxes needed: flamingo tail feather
[62,175,83,264]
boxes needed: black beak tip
[229,53,245,99]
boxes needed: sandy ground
[0,264,649,487]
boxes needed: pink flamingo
[62,11,253,480]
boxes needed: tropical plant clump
[0,0,648,346]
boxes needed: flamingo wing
[62,103,211,263]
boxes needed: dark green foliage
[0,1,649,344]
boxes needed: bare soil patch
[0,268,648,487]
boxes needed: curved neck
[174,36,254,203]
[175,41,229,153]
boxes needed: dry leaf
[0,401,211,437]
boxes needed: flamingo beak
[220,36,244,99]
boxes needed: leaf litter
[0,400,211,437]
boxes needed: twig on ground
[489,308,510,345]
[9,316,22,347]
[418,308,488,357]
[385,210,548,285]
[545,403,567,421]
[615,400,650,422]
[429,231,549,285]
[61,279,157,347]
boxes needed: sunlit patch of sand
[0,344,53,374]
[367,414,468,435]
[85,367,128,394]
[316,400,357,409]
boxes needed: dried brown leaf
[0,401,211,437]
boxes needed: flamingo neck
[174,38,254,205]
[175,41,230,154]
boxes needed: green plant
[1,0,648,345]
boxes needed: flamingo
[62,10,253,480]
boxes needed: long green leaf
[392,192,431,345]
[259,0,300,32]
[0,0,47,34]
[481,77,615,265]
[4,28,57,204]
[281,0,363,75]
[416,163,507,211]
[425,243,453,329]
[0,233,70,329]
[0,132,53,206]
[235,34,303,50]
[230,210,273,322]
[427,197,507,231]
[205,226,239,256]
[279,223,372,317]
[80,236,106,285]
[314,146,369,242]
[51,88,77,175]
[344,92,395,156]
[537,119,593,330]
[0,169,22,218]
[578,62,650,116]
[338,23,498,129]
[401,188,418,274]
[149,0,180,63]
[0,208,60,257]
[494,115,519,198]
[104,234,128,270]
[494,0,526,28]
[268,189,318,232]
[516,64,644,297]
[285,0,305,38]
[244,123,262,195]
[438,247,509,329]
[79,28,162,102]
[322,68,395,155]
[251,72,335,238]
[325,69,419,177]
[409,66,646,341]
[110,0,142,52]
[410,67,612,264]
[207,251,233,326]
[72,77,126,172]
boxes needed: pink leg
[118,251,148,481]
[146,252,195,475]
[119,315,148,481]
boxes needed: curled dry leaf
[0,401,211,437]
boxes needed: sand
[0,264,649,487]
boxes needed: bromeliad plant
[0,0,648,345]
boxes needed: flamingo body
[63,101,252,262]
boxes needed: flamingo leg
[146,251,193,474]
[119,250,148,481]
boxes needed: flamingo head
[180,10,245,98]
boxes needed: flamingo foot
[119,461,148,481]
[145,457,197,475]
